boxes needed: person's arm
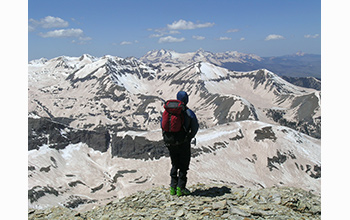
[186,109,199,139]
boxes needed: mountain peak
[140,49,263,67]
[295,51,305,56]
[140,49,320,78]
[28,57,48,65]
[79,54,97,62]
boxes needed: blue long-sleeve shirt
[183,108,199,140]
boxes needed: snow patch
[197,129,237,143]
[28,145,52,157]
[28,113,41,119]
[200,62,228,80]
[60,143,83,160]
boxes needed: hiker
[161,91,199,196]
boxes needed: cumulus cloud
[167,19,214,30]
[304,34,319,39]
[120,41,132,45]
[218,37,232,41]
[149,19,213,44]
[72,36,92,44]
[265,34,285,41]
[192,35,205,40]
[227,29,239,33]
[120,40,138,45]
[149,30,180,38]
[158,36,185,43]
[39,28,84,38]
[149,33,164,38]
[29,16,69,29]
[28,25,35,32]
[30,16,92,44]
[240,37,245,41]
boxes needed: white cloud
[193,35,205,40]
[227,29,239,33]
[167,19,214,30]
[150,30,180,38]
[29,16,69,29]
[28,25,35,32]
[240,37,245,41]
[78,36,92,43]
[120,41,132,45]
[265,34,285,41]
[169,30,181,35]
[218,37,232,41]
[304,34,319,39]
[158,36,185,43]
[30,16,91,44]
[79,36,92,41]
[39,28,84,38]
[149,33,164,38]
[120,40,139,45]
[72,36,92,44]
[149,19,212,43]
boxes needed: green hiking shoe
[176,187,191,196]
[170,187,176,195]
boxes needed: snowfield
[29,121,320,211]
[28,52,321,210]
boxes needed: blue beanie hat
[177,91,189,105]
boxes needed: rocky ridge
[28,55,321,138]
[28,54,321,211]
[281,76,321,91]
[28,183,320,220]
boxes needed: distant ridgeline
[141,49,321,80]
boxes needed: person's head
[177,91,189,105]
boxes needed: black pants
[167,141,191,189]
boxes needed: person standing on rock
[161,91,199,196]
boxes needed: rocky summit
[28,183,320,220]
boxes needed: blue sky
[28,0,321,60]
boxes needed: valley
[28,50,321,210]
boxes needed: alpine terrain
[28,51,321,212]
[141,49,321,80]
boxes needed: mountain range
[28,51,321,210]
[140,49,321,79]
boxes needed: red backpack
[161,100,187,145]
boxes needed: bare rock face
[111,135,167,160]
[28,117,110,152]
[282,76,321,90]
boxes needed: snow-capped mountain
[141,49,321,79]
[29,55,164,131]
[141,49,262,67]
[151,61,320,138]
[28,55,320,137]
[28,53,321,210]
